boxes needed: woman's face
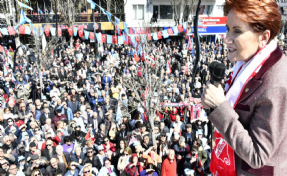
[133,156,138,163]
[225,10,264,62]
[120,141,124,148]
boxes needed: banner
[89,32,94,40]
[7,27,16,35]
[73,27,78,36]
[68,27,73,36]
[19,25,25,34]
[107,35,112,44]
[50,28,56,36]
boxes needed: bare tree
[170,0,197,25]
[0,0,22,53]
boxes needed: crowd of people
[0,37,232,176]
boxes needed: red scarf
[210,40,277,176]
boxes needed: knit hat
[131,153,138,161]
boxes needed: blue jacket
[71,153,85,163]
[14,129,33,143]
[57,105,73,121]
[64,165,82,176]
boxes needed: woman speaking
[201,0,286,175]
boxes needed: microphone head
[208,61,225,83]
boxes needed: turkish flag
[128,36,132,45]
[157,31,162,40]
[167,28,174,35]
[68,27,73,36]
[89,32,95,40]
[19,25,25,35]
[147,34,152,41]
[178,24,183,33]
[7,27,16,35]
[78,29,84,38]
[112,35,118,44]
[135,35,141,43]
[101,34,107,43]
[58,28,62,36]
[44,28,50,37]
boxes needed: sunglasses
[47,144,52,146]
[71,165,77,167]
[104,140,109,142]
[87,151,93,153]
[34,173,41,176]
[83,170,90,174]
[98,149,103,152]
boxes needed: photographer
[183,146,204,176]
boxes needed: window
[160,5,173,19]
[133,5,144,20]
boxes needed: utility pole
[92,8,97,55]
[55,0,59,57]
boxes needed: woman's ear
[259,30,271,48]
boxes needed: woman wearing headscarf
[124,153,143,176]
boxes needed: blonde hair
[124,147,132,155]
[86,139,94,147]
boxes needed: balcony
[26,13,125,23]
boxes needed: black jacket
[83,154,102,170]
[42,146,57,162]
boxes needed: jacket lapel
[237,45,283,104]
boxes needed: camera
[192,153,196,157]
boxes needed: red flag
[157,31,162,40]
[135,35,141,43]
[89,32,95,40]
[167,28,174,35]
[7,27,16,35]
[68,27,73,36]
[44,28,50,37]
[124,34,128,44]
[112,35,118,44]
[19,25,25,35]
[178,24,183,33]
[147,34,152,41]
[78,29,84,38]
[128,36,132,45]
[58,28,62,36]
[101,34,107,43]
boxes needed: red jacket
[161,158,177,176]
[102,142,116,153]
[41,136,61,151]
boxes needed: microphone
[208,61,226,86]
[206,62,226,149]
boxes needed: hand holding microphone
[201,62,226,110]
